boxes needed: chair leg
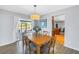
[24,45,30,54]
[52,46,55,54]
[28,45,31,54]
[22,40,25,53]
[25,47,27,54]
[48,47,50,54]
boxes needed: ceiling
[0,5,74,16]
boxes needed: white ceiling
[0,5,74,16]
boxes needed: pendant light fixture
[30,5,40,20]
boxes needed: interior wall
[0,9,28,46]
[41,6,79,51]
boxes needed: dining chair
[40,36,56,54]
[22,35,30,53]
[23,35,37,54]
[40,37,52,54]
[51,36,56,54]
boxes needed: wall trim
[64,45,79,51]
[0,40,17,46]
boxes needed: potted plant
[33,26,41,36]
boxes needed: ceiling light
[30,5,40,20]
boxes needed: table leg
[37,46,40,54]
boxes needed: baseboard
[0,40,17,46]
[64,45,79,52]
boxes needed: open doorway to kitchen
[52,14,65,45]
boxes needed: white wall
[41,6,79,51]
[0,9,28,46]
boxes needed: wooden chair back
[47,36,56,53]
[23,36,29,46]
[23,35,32,53]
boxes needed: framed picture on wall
[40,19,47,28]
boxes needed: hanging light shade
[31,14,40,20]
[30,5,40,20]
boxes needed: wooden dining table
[31,35,51,54]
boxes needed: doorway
[52,15,65,45]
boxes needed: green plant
[33,26,41,34]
